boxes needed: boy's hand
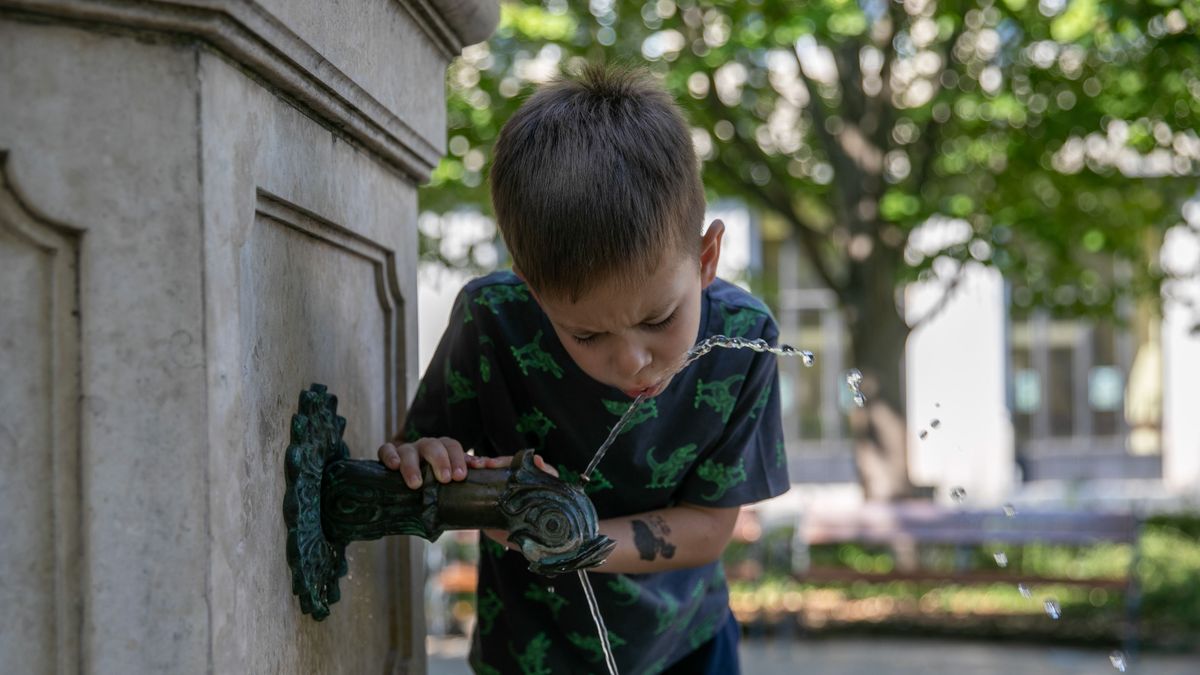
[378,436,476,489]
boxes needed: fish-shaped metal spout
[501,450,616,576]
[283,384,616,620]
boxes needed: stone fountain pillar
[0,1,497,672]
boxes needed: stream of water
[580,335,822,482]
[574,334,836,673]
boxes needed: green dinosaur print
[479,354,492,383]
[512,632,553,675]
[674,580,707,634]
[474,284,530,316]
[455,292,474,324]
[446,368,476,404]
[693,375,746,423]
[639,656,669,675]
[567,630,626,664]
[510,331,564,379]
[653,589,680,635]
[515,407,555,449]
[601,398,659,434]
[644,443,698,489]
[481,534,507,559]
[472,663,501,675]
[697,458,747,501]
[477,588,502,636]
[524,583,568,619]
[687,613,720,649]
[749,382,772,419]
[775,439,786,468]
[721,306,763,337]
[607,575,641,606]
[557,464,613,495]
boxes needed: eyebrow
[562,302,676,334]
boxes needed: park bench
[791,502,1141,645]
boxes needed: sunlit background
[415,1,1200,672]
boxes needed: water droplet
[950,487,966,502]
[547,585,555,594]
[993,551,1008,567]
[1043,598,1061,620]
[845,369,863,386]
[919,429,929,440]
[1003,503,1017,518]
[1018,583,1032,599]
[852,392,866,407]
[1109,650,1127,672]
[935,402,941,408]
[930,418,941,428]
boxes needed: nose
[613,339,652,380]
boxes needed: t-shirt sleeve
[400,287,487,451]
[675,316,790,508]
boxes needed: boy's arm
[592,503,739,574]
[483,499,739,575]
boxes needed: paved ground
[427,635,1199,674]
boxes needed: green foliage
[424,0,1200,323]
[723,518,1200,645]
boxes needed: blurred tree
[421,0,1200,500]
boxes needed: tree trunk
[845,244,915,501]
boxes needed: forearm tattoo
[631,515,675,561]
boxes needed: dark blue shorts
[662,611,740,675]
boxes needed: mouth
[624,378,668,399]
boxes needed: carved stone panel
[211,190,405,672]
[0,156,81,674]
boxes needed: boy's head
[490,63,723,398]
[490,63,706,301]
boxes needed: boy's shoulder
[706,278,772,314]
[458,271,537,322]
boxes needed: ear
[699,219,724,289]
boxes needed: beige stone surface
[0,0,496,671]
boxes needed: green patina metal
[283,384,615,621]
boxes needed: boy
[378,64,788,674]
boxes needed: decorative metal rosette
[282,384,350,621]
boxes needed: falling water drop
[1109,650,1127,672]
[1018,583,1033,599]
[930,418,941,429]
[547,585,555,594]
[993,551,1008,568]
[1043,598,1061,620]
[950,487,966,503]
[846,369,863,386]
[919,430,929,440]
[852,392,866,407]
[1003,503,1017,518]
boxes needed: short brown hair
[489,63,705,301]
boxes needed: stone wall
[0,2,496,672]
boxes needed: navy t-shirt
[403,271,788,675]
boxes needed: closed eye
[642,310,677,332]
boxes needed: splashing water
[993,551,1009,568]
[581,334,815,481]
[578,570,619,675]
[1044,598,1061,620]
[1109,650,1127,672]
[845,369,866,407]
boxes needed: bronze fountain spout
[282,384,615,620]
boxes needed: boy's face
[527,221,724,399]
